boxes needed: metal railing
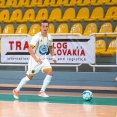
[0,34,30,36]
[0,63,82,72]
[89,32,117,36]
[89,64,117,72]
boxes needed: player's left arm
[49,46,57,63]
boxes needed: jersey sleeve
[30,33,39,48]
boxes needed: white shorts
[27,56,52,75]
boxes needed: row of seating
[96,39,116,56]
[0,23,117,37]
[0,7,117,23]
[0,0,117,8]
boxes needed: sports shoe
[13,89,19,99]
[38,91,49,98]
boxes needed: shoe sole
[13,90,19,100]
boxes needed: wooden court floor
[0,90,117,117]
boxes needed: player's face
[40,23,49,34]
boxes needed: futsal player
[13,20,57,99]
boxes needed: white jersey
[30,32,53,60]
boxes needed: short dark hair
[40,20,49,26]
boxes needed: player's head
[40,20,49,35]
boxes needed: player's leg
[13,75,34,100]
[38,59,53,97]
[13,57,38,99]
[13,74,34,98]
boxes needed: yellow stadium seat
[29,9,48,22]
[0,0,17,8]
[63,0,82,7]
[70,7,89,22]
[113,8,117,21]
[99,7,117,21]
[0,0,5,8]
[77,0,96,6]
[4,9,22,23]
[107,26,117,38]
[96,23,113,38]
[50,0,68,7]
[28,24,40,36]
[15,24,27,34]
[100,40,116,56]
[83,23,98,36]
[12,0,30,8]
[2,24,14,34]
[70,23,83,34]
[105,0,117,5]
[56,8,76,22]
[11,0,18,7]
[91,0,110,6]
[0,10,10,22]
[16,9,35,23]
[84,7,104,22]
[37,0,55,7]
[113,18,117,21]
[56,23,68,33]
[48,23,55,33]
[95,40,106,56]
[24,0,42,8]
[48,8,62,22]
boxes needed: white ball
[82,90,93,101]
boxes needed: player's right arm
[28,33,42,64]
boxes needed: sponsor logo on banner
[1,36,95,63]
[1,37,31,63]
[47,37,95,63]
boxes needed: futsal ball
[82,90,93,101]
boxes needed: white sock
[41,75,52,92]
[15,76,30,92]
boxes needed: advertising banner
[1,35,95,63]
